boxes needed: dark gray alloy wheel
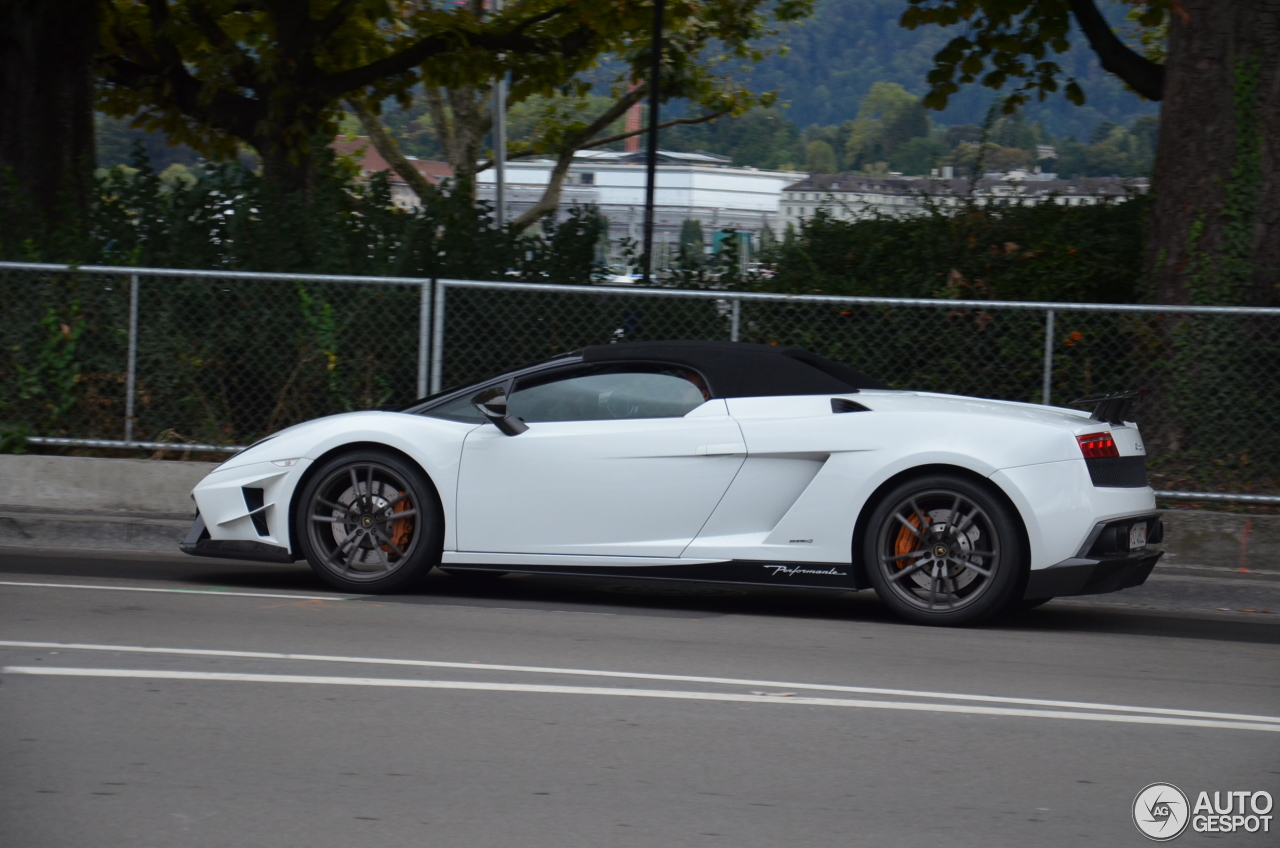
[863,474,1026,626]
[295,449,443,593]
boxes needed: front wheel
[294,449,443,593]
[863,474,1026,626]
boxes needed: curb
[0,507,194,555]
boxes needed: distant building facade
[330,140,795,251]
[779,171,1149,230]
[475,150,794,245]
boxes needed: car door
[455,365,746,558]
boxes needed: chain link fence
[3,261,1278,502]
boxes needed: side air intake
[241,487,270,537]
[831,398,870,413]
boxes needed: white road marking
[6,666,1278,733]
[0,581,356,602]
[2,640,1277,726]
[0,580,612,614]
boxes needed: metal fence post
[417,280,432,399]
[1041,308,1055,406]
[124,274,140,442]
[7,259,1280,505]
[430,280,446,394]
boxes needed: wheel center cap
[360,515,374,529]
[933,544,949,558]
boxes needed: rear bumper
[179,514,295,564]
[1022,511,1164,599]
[1023,550,1162,599]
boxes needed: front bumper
[180,514,295,563]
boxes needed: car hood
[213,410,407,472]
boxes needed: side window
[508,368,708,423]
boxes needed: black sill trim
[1023,550,1162,599]
[1085,455,1148,487]
[441,559,867,591]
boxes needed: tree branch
[317,6,582,98]
[579,111,725,151]
[509,108,728,229]
[1068,0,1164,101]
[315,0,362,41]
[511,147,578,229]
[184,0,258,89]
[99,54,262,143]
[476,105,724,173]
[345,98,439,202]
[100,0,265,142]
[475,83,648,173]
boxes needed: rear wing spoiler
[1069,390,1148,426]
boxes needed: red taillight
[1077,431,1119,459]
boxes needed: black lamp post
[640,0,664,285]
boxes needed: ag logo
[1134,783,1190,840]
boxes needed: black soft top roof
[582,340,890,398]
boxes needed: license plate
[1129,523,1147,550]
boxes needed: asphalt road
[2,548,1278,848]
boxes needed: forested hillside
[744,0,1156,138]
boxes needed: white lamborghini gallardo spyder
[182,340,1163,625]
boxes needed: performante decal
[765,565,848,577]
[432,559,865,590]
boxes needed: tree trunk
[0,0,98,221]
[424,86,491,205]
[258,143,316,197]
[1148,0,1280,305]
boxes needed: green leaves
[901,0,1093,112]
[97,0,810,189]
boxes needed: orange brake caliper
[894,514,921,568]
[383,493,413,553]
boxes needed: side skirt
[439,559,867,591]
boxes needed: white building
[780,171,1149,230]
[476,150,796,245]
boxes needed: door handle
[695,443,747,456]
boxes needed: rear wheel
[863,474,1025,626]
[295,449,443,593]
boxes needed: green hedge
[759,195,1150,303]
[1,148,605,282]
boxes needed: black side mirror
[471,387,528,436]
